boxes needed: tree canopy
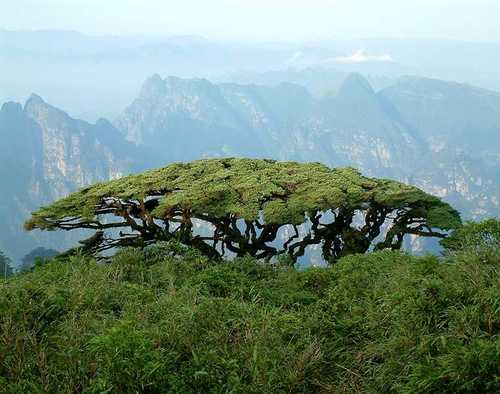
[26,158,461,263]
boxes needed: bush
[0,245,498,393]
[441,218,500,254]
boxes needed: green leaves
[0,250,14,279]
[27,158,454,227]
[25,158,462,261]
[427,205,462,230]
[1,245,498,392]
[441,219,500,253]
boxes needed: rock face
[115,75,271,161]
[116,74,499,222]
[379,77,500,219]
[116,74,424,178]
[2,73,499,260]
[22,94,135,197]
[0,95,140,260]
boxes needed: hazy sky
[2,0,500,42]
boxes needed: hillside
[1,243,498,392]
[2,5,499,394]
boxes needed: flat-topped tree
[25,158,461,263]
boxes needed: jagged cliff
[0,95,140,260]
[2,73,499,260]
[116,74,499,226]
[116,74,424,177]
[115,75,270,161]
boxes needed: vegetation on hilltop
[0,222,498,392]
[0,250,14,279]
[18,247,60,272]
[25,158,460,263]
[441,218,499,253]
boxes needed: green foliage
[0,250,14,279]
[1,243,498,393]
[25,158,461,262]
[19,247,59,272]
[441,218,500,253]
[26,158,458,228]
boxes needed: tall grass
[0,245,498,393]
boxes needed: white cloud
[328,49,394,64]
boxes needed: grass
[0,244,498,393]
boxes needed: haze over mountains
[0,94,148,260]
[117,73,499,217]
[2,30,500,120]
[2,2,500,389]
[1,63,499,261]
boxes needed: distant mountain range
[1,72,499,261]
[117,73,499,218]
[2,29,500,120]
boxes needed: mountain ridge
[115,73,499,222]
[0,94,145,260]
[1,73,498,261]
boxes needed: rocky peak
[337,72,375,96]
[25,93,45,106]
[0,101,41,149]
[23,93,70,130]
[20,95,136,195]
[95,117,113,128]
[139,74,165,98]
[0,101,42,148]
[23,93,50,117]
[138,74,223,103]
[0,101,24,116]
[161,76,222,101]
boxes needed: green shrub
[0,245,498,393]
[441,218,500,253]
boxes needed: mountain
[0,30,288,120]
[115,74,499,225]
[221,68,350,97]
[379,77,500,217]
[282,39,500,91]
[115,75,274,161]
[0,95,142,261]
[379,77,500,156]
[116,73,425,179]
[3,30,500,121]
[2,72,499,260]
[293,73,425,178]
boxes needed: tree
[19,247,59,272]
[25,158,461,264]
[0,250,14,278]
[441,218,499,253]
